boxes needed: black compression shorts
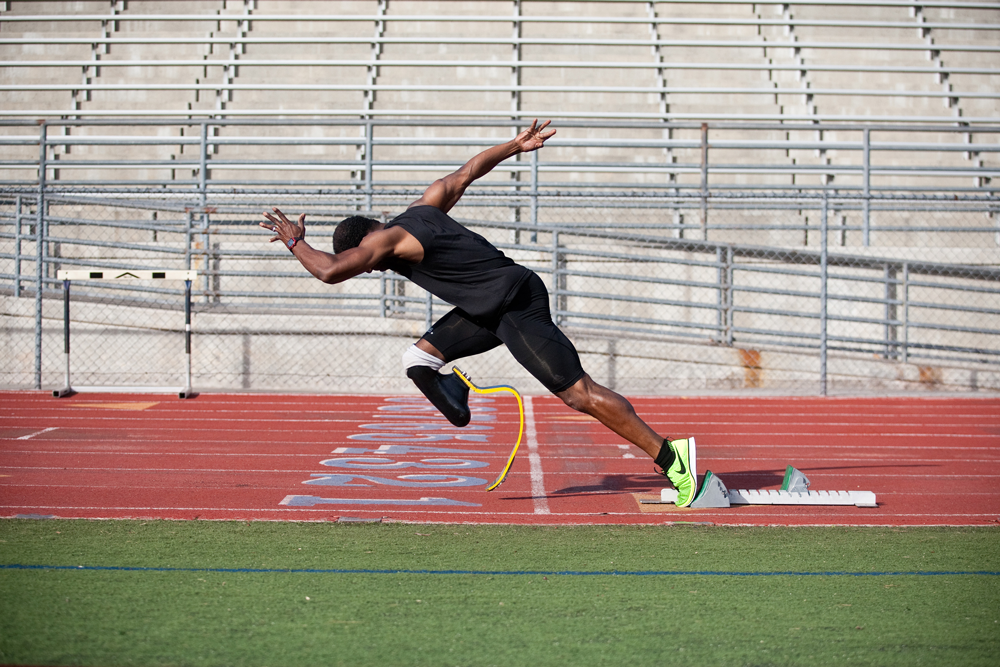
[420,272,586,394]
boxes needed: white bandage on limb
[401,344,445,372]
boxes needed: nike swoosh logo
[675,455,686,476]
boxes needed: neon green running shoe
[663,437,697,507]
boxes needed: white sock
[401,344,445,372]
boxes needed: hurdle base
[53,385,194,399]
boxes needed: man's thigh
[496,275,585,393]
[421,308,503,361]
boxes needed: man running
[260,120,699,506]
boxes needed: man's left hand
[514,119,556,153]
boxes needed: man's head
[333,215,380,254]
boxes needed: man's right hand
[261,207,306,246]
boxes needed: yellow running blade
[452,367,524,492]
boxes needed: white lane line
[525,396,550,515]
[16,427,58,440]
[618,444,636,459]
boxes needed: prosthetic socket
[402,344,471,427]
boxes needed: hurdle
[53,270,198,399]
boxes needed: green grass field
[1,519,998,666]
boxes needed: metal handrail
[6,108,996,123]
[4,60,998,77]
[1,36,996,51]
[6,83,998,100]
[5,119,999,204]
[2,12,998,30]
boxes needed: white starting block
[657,466,877,508]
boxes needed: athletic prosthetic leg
[406,365,472,427]
[452,367,524,492]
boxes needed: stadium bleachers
[2,0,996,195]
[0,1,996,121]
[1,0,995,218]
[1,1,998,394]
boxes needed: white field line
[525,396,550,515]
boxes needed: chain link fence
[2,188,997,395]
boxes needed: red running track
[2,390,998,526]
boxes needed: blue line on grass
[3,564,998,576]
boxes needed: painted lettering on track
[284,395,497,508]
[279,496,481,507]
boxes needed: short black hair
[333,216,379,254]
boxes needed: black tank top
[384,205,531,320]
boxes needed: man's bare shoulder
[362,223,424,264]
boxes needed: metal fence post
[184,210,194,270]
[724,245,734,347]
[863,127,871,246]
[902,263,910,364]
[820,196,829,396]
[379,272,388,318]
[364,120,374,211]
[993,206,999,247]
[551,229,562,325]
[715,246,728,345]
[34,123,47,390]
[530,148,539,243]
[700,122,709,240]
[199,121,209,201]
[199,121,211,302]
[183,279,192,397]
[62,278,70,392]
[14,195,22,298]
[884,263,898,359]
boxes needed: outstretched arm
[410,119,555,213]
[259,208,419,284]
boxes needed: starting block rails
[657,466,877,508]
